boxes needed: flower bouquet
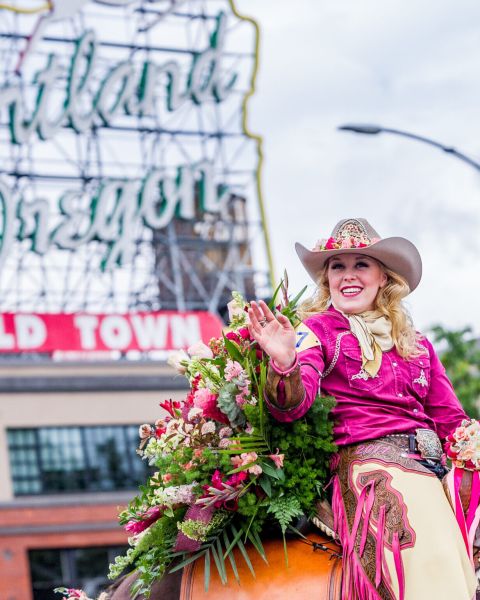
[58,286,336,599]
[445,418,480,470]
[444,418,480,565]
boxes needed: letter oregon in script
[0,1,271,315]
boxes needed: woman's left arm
[422,338,468,439]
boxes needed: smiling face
[327,253,387,314]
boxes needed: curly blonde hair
[297,261,423,358]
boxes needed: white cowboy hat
[295,218,422,292]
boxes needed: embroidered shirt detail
[413,369,428,387]
[351,368,377,381]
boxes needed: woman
[248,218,477,600]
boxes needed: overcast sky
[238,0,480,336]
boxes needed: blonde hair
[297,261,423,358]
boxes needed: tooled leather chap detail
[264,362,305,410]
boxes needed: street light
[338,123,480,172]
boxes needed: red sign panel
[0,312,224,353]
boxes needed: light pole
[338,123,480,172]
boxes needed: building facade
[0,360,188,600]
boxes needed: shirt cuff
[270,354,298,376]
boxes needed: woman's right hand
[248,300,297,370]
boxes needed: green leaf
[204,549,211,592]
[259,461,283,479]
[259,475,272,497]
[223,336,244,362]
[223,525,244,558]
[211,542,227,585]
[231,524,255,578]
[222,530,240,583]
[168,549,207,573]
[246,529,268,563]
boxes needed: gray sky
[239,0,480,335]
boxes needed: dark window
[7,425,150,495]
[29,545,126,600]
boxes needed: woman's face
[327,254,387,314]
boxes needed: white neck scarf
[343,310,393,377]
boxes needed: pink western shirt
[265,306,467,446]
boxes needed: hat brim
[295,237,422,292]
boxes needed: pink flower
[325,237,339,250]
[225,331,240,343]
[238,327,251,340]
[159,399,181,417]
[219,438,232,448]
[193,388,229,424]
[269,449,285,469]
[224,360,244,382]
[235,392,247,407]
[201,421,216,436]
[125,506,163,535]
[231,452,261,474]
[162,473,173,483]
[219,426,233,438]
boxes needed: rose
[139,424,153,439]
[187,341,213,359]
[193,388,229,424]
[167,349,190,373]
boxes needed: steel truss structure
[0,0,272,317]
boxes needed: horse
[105,531,343,600]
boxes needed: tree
[430,325,480,418]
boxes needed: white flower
[138,424,153,439]
[219,438,232,449]
[155,483,196,507]
[167,349,190,374]
[188,407,203,421]
[187,341,213,359]
[201,421,216,436]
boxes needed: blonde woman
[248,218,477,600]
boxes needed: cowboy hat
[295,218,422,292]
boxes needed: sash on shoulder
[295,323,321,352]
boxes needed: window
[7,425,150,495]
[29,545,126,600]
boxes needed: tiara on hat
[312,219,380,252]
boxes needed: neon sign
[0,1,271,314]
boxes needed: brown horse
[105,532,343,600]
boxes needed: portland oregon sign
[0,0,272,352]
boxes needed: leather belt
[380,428,443,462]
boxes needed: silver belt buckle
[415,428,443,461]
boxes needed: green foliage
[104,284,337,595]
[217,382,247,427]
[431,325,480,418]
[267,495,303,534]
